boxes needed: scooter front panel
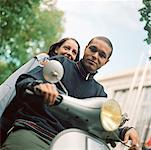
[49,129,110,150]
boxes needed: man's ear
[105,59,110,64]
[84,45,88,52]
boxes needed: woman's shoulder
[50,55,76,65]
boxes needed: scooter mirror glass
[43,60,64,83]
[100,99,122,131]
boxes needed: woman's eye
[64,46,70,50]
[72,50,77,55]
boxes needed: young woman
[48,37,80,61]
[0,37,80,145]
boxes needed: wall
[97,64,151,149]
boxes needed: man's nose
[92,52,99,59]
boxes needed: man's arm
[16,70,59,105]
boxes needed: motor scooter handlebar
[25,82,62,105]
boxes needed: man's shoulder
[93,79,104,88]
[92,80,107,97]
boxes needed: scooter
[39,60,129,150]
[48,94,122,150]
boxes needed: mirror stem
[58,80,68,95]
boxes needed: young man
[2,36,139,150]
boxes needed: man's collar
[76,59,97,80]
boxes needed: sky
[56,0,150,78]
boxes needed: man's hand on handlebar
[34,83,59,105]
[123,128,140,150]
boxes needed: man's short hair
[87,36,113,58]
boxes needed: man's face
[83,38,112,73]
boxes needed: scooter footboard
[49,128,110,150]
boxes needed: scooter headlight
[100,99,122,131]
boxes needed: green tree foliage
[0,0,64,84]
[139,0,151,45]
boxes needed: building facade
[98,64,151,149]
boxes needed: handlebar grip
[26,88,63,105]
[54,95,63,105]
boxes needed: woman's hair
[48,37,80,62]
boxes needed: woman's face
[55,39,79,61]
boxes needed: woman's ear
[54,49,58,54]
[54,46,59,54]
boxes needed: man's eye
[89,46,107,58]
[99,52,106,58]
[89,46,97,52]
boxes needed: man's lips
[87,59,97,65]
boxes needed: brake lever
[25,80,43,95]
